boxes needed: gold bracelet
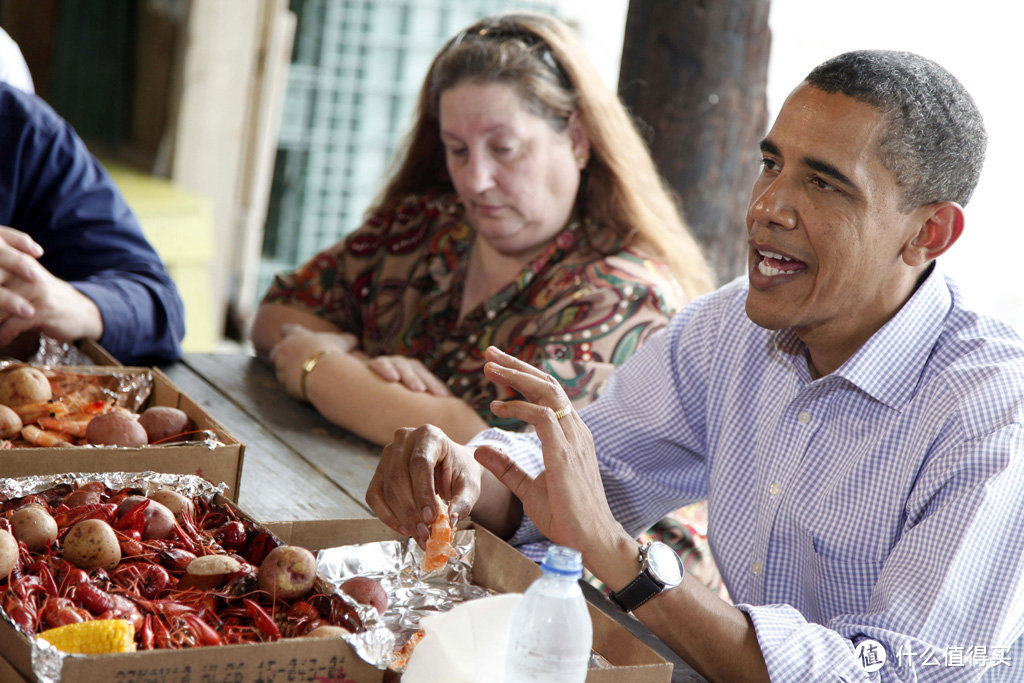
[300,350,330,403]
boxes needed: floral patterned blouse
[262,193,684,430]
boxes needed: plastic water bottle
[504,545,593,682]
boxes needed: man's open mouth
[756,249,806,277]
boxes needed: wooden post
[618,0,771,286]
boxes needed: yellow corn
[37,619,136,654]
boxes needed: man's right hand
[365,424,483,547]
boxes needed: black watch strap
[610,570,663,612]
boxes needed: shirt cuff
[735,603,865,679]
[467,427,548,553]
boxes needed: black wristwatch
[610,541,685,612]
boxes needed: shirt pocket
[809,535,883,620]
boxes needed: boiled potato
[0,404,22,438]
[0,366,52,406]
[62,487,103,509]
[149,488,195,520]
[63,519,121,570]
[10,504,58,552]
[116,495,176,540]
[85,411,148,447]
[0,529,18,579]
[340,576,388,615]
[257,545,318,600]
[303,625,352,638]
[178,554,242,590]
[138,406,195,444]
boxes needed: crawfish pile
[0,482,362,649]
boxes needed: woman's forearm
[304,350,489,445]
[250,303,345,357]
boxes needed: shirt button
[769,483,781,497]
[751,561,762,575]
[797,411,811,425]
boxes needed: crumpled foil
[26,336,96,367]
[316,529,494,670]
[0,361,153,414]
[0,471,223,502]
[1,473,227,683]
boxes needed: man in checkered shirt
[367,50,1024,681]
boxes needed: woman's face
[439,81,589,259]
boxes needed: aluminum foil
[0,471,225,502]
[26,335,95,367]
[317,529,493,670]
[0,361,153,414]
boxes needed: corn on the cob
[37,619,136,654]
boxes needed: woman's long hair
[370,12,715,301]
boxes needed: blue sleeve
[0,85,185,363]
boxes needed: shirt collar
[773,264,952,410]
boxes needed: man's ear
[902,201,964,267]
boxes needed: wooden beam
[619,0,771,285]
[165,0,262,344]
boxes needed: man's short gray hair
[806,50,986,210]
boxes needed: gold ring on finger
[553,404,572,420]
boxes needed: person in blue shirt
[0,82,184,364]
[366,50,1024,681]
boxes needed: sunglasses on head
[447,24,572,90]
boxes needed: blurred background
[2,0,1018,353]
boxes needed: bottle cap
[541,545,583,578]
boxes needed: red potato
[0,366,52,406]
[86,411,148,447]
[138,406,195,444]
[0,404,22,438]
[149,488,195,520]
[179,554,242,590]
[0,529,18,579]
[117,495,177,540]
[63,519,121,570]
[303,625,352,638]
[340,576,388,616]
[62,487,103,509]
[257,545,318,600]
[10,504,58,552]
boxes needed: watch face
[646,542,685,586]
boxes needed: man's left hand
[475,346,625,558]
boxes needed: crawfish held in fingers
[422,497,457,573]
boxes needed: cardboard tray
[1,517,671,683]
[1,366,245,501]
[77,339,121,366]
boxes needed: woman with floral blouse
[250,12,714,446]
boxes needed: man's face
[745,84,924,368]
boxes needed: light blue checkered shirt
[472,267,1024,681]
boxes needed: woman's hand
[366,424,482,546]
[475,346,625,557]
[366,355,452,396]
[268,324,359,400]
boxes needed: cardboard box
[77,339,121,366]
[1,366,244,501]
[1,518,671,682]
[0,653,29,682]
